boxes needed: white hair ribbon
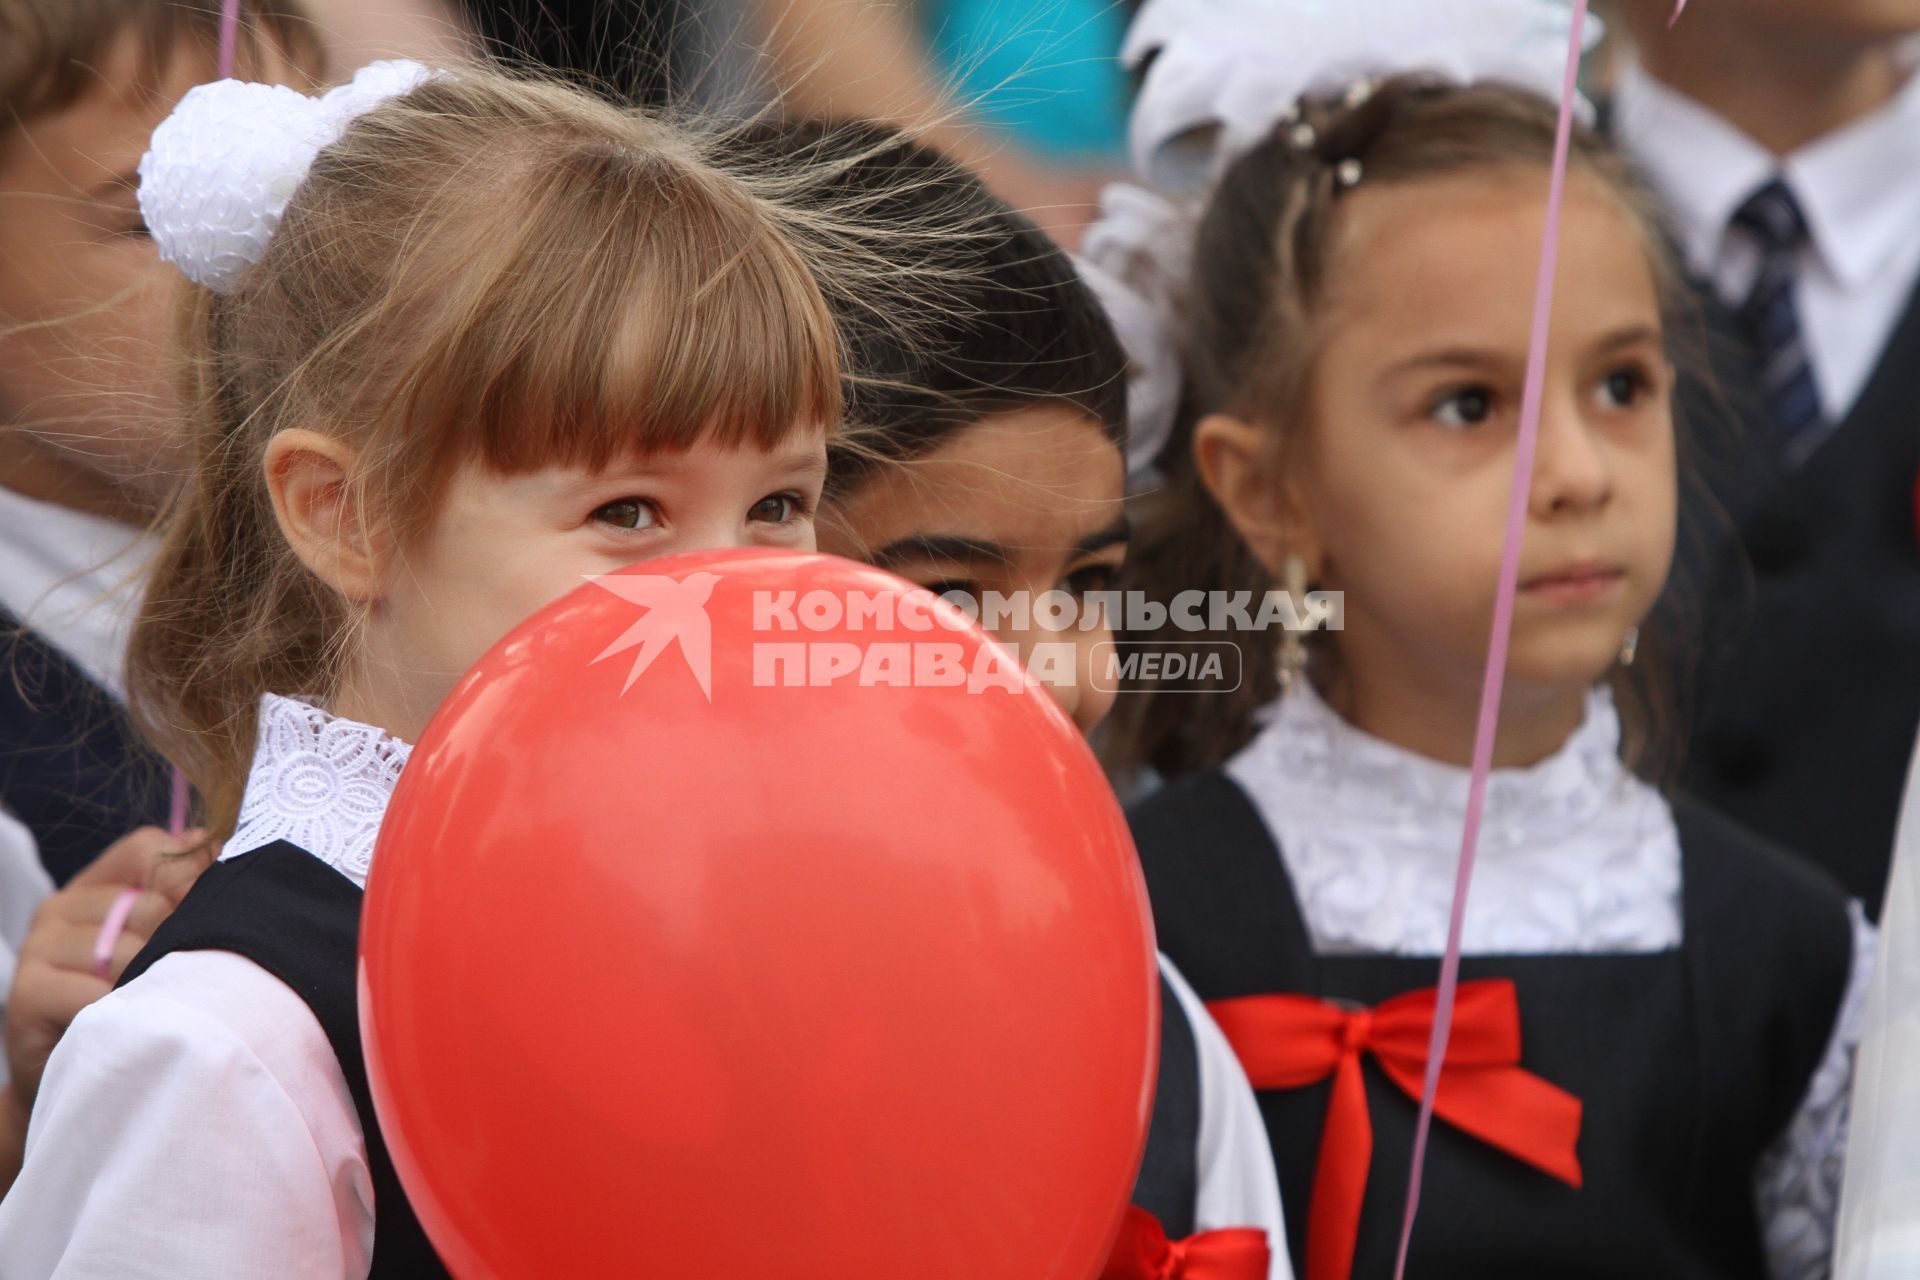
[1075,186,1194,490]
[1122,0,1600,190]
[138,59,436,295]
[1083,0,1601,487]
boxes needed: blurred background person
[430,0,1128,245]
[755,0,1127,245]
[309,0,473,65]
[1606,0,1920,917]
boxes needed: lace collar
[1243,679,1627,845]
[1226,680,1682,955]
[224,694,413,889]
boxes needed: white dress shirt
[1162,957,1294,1277]
[0,486,151,698]
[1226,680,1874,1280]
[1613,57,1920,428]
[0,485,152,1086]
[0,809,47,1064]
[0,693,1291,1278]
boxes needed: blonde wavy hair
[126,68,959,836]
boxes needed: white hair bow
[139,60,436,295]
[1083,0,1601,487]
[1075,185,1195,491]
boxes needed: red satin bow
[1101,1206,1271,1280]
[1207,979,1582,1280]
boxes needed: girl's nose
[1530,395,1614,517]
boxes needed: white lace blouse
[1224,681,1874,1280]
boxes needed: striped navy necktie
[1732,178,1826,457]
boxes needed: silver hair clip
[1335,158,1364,188]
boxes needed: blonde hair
[127,69,881,836]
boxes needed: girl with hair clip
[1087,3,1874,1279]
[0,60,927,1279]
[763,121,1291,1278]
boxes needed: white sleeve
[0,807,55,1087]
[0,951,374,1280]
[1755,900,1876,1280]
[1162,957,1296,1280]
[1837,778,1920,1280]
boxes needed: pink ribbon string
[218,0,242,78]
[91,769,189,981]
[168,767,191,836]
[95,3,232,984]
[91,887,143,982]
[195,2,233,836]
[91,773,188,981]
[1388,4,1592,1277]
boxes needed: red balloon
[360,548,1158,1279]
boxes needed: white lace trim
[1226,680,1683,956]
[223,693,412,889]
[1757,902,1877,1280]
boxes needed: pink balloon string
[91,886,143,981]
[1388,3,1591,1277]
[90,0,229,984]
[168,766,191,837]
[92,770,189,980]
[204,6,239,821]
[217,0,242,78]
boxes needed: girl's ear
[1192,413,1324,579]
[262,429,385,603]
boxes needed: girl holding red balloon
[1091,2,1875,1279]
[794,124,1291,1278]
[0,59,943,1277]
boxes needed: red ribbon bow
[1101,1206,1272,1280]
[1206,979,1582,1280]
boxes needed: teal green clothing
[924,0,1130,161]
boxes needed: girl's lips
[1520,564,1625,604]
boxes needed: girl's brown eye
[1598,367,1650,410]
[1431,385,1495,429]
[1065,563,1118,598]
[749,493,802,524]
[592,498,658,530]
